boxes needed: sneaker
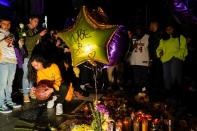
[0,105,12,113]
[80,85,86,90]
[6,102,21,109]
[47,96,57,109]
[56,103,63,115]
[24,95,30,103]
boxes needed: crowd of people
[0,13,192,116]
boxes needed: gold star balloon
[58,6,118,66]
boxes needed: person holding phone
[22,15,47,103]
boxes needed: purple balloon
[105,25,128,67]
[172,0,197,24]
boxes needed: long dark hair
[161,23,180,40]
[28,54,52,84]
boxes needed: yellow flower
[71,124,93,131]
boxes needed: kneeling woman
[28,54,66,115]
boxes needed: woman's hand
[30,87,36,99]
[64,47,70,53]
[39,29,47,36]
[30,87,36,94]
[48,87,54,93]
[18,38,25,48]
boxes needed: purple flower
[96,104,109,115]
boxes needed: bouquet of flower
[71,101,114,131]
[90,101,114,131]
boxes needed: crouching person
[28,54,67,115]
[61,53,89,99]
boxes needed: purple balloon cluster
[106,25,129,67]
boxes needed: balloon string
[93,65,98,102]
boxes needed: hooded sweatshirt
[156,35,188,63]
[0,29,17,63]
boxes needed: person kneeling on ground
[61,53,89,98]
[29,54,66,115]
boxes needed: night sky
[0,0,197,32]
[45,0,170,29]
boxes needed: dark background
[0,0,188,29]
[44,0,173,29]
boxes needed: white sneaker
[47,96,57,109]
[56,103,63,115]
[80,85,86,90]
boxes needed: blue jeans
[22,58,32,96]
[0,63,16,106]
[163,57,183,90]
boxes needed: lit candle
[116,120,123,131]
[168,120,172,131]
[133,120,140,131]
[123,119,129,126]
[123,118,129,131]
[108,122,114,131]
[142,119,148,131]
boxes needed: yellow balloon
[58,6,118,66]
